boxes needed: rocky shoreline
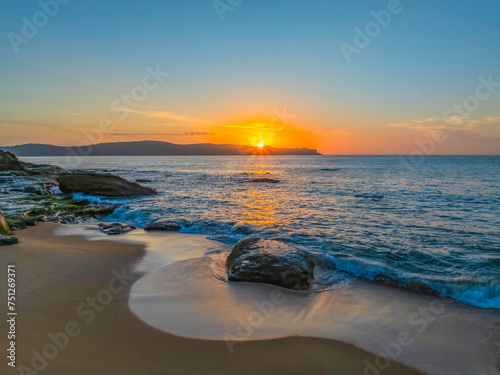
[0,150,158,245]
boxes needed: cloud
[108,132,213,136]
[117,108,212,124]
[0,118,72,130]
[54,112,83,116]
[389,116,500,132]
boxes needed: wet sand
[131,257,500,375]
[0,223,429,375]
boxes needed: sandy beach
[0,223,432,375]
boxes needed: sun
[257,140,265,148]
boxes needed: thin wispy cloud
[109,132,213,136]
[0,118,68,130]
[118,108,212,124]
[389,116,500,132]
[54,112,83,116]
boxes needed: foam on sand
[130,254,500,375]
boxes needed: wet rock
[354,193,384,199]
[226,238,315,291]
[0,151,27,172]
[26,164,66,176]
[373,274,435,294]
[0,210,12,236]
[231,221,258,235]
[71,204,121,218]
[136,179,152,183]
[57,173,158,197]
[143,219,181,231]
[24,218,37,226]
[98,222,136,235]
[0,234,18,246]
[248,178,280,183]
[71,199,90,207]
[24,186,45,195]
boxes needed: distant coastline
[1,141,322,156]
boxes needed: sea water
[19,155,500,309]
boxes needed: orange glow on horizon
[207,118,319,150]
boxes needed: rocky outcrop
[225,238,315,291]
[0,152,155,231]
[0,210,12,236]
[143,219,181,231]
[0,151,27,172]
[27,164,66,176]
[57,173,157,197]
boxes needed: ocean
[19,155,500,309]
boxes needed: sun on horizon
[257,140,265,148]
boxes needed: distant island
[1,141,321,156]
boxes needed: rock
[225,238,315,291]
[0,234,18,246]
[70,204,121,218]
[11,170,28,176]
[98,222,136,235]
[231,221,258,235]
[143,219,181,232]
[0,150,27,172]
[354,193,384,199]
[26,164,66,176]
[71,199,90,207]
[24,207,53,216]
[248,178,279,183]
[373,274,435,294]
[24,186,45,195]
[24,219,37,226]
[136,179,152,183]
[57,173,158,197]
[0,210,12,236]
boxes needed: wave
[317,253,500,309]
[71,193,500,309]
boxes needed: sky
[0,0,499,154]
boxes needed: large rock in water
[225,238,315,291]
[57,173,158,197]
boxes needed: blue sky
[1,0,499,154]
